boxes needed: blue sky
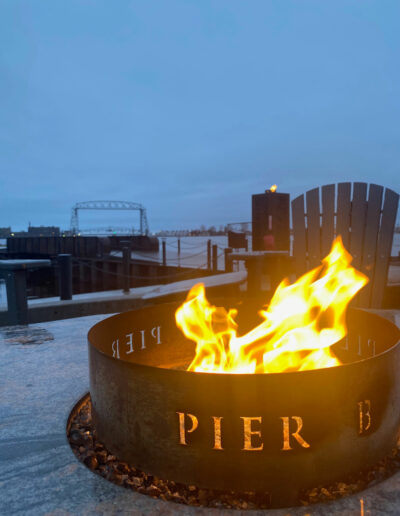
[0,1,399,232]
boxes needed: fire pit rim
[87,303,400,377]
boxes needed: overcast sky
[1,1,399,232]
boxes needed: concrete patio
[1,308,400,515]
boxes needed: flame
[175,237,368,374]
[270,184,277,192]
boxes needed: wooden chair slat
[349,182,368,270]
[336,183,351,249]
[358,184,384,307]
[321,184,335,257]
[291,182,398,310]
[292,194,307,275]
[306,188,321,268]
[370,188,399,308]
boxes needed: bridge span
[70,201,149,235]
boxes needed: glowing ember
[175,237,368,374]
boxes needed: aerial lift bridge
[70,201,149,235]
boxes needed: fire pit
[86,239,400,508]
[88,300,400,508]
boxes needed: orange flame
[175,237,368,374]
[270,184,277,192]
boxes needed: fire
[270,184,277,192]
[175,237,368,374]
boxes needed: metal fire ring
[88,299,400,508]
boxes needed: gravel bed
[67,395,400,510]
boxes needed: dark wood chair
[292,182,399,308]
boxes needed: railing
[0,242,231,325]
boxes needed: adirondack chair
[291,182,399,308]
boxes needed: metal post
[5,270,28,325]
[97,261,104,291]
[90,260,96,293]
[246,257,263,296]
[78,260,85,295]
[177,238,181,257]
[58,254,72,300]
[207,239,211,270]
[103,261,112,291]
[122,246,130,294]
[162,240,167,267]
[224,248,232,272]
[212,244,218,272]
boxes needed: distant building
[7,226,61,238]
[27,225,60,237]
[0,227,11,238]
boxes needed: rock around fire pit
[67,393,400,510]
[86,299,400,509]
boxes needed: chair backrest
[292,182,399,308]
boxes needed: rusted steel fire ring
[88,299,400,508]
